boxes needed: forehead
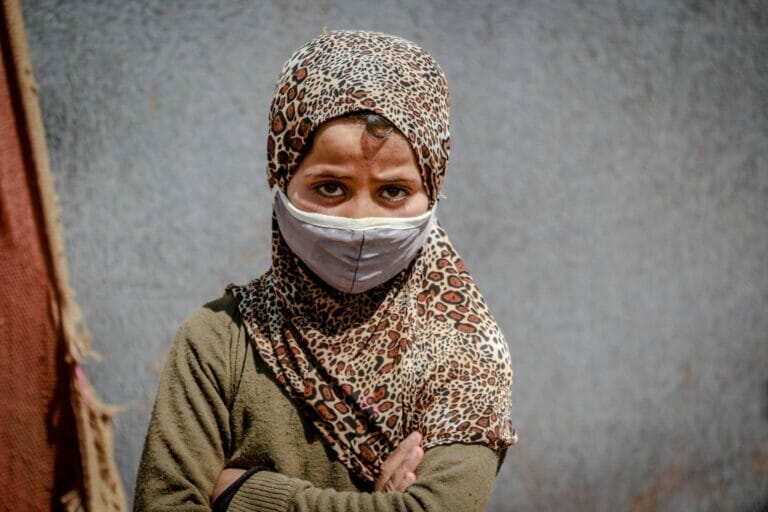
[299,119,420,180]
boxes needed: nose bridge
[347,189,381,218]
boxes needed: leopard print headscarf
[228,30,516,483]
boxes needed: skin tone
[285,117,429,218]
[212,118,429,501]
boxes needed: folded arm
[223,442,501,512]
[133,306,504,512]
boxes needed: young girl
[134,30,516,512]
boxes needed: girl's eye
[315,183,345,198]
[381,186,408,202]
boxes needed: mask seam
[349,231,366,293]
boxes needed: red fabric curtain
[0,2,125,510]
[0,9,83,511]
[0,16,81,511]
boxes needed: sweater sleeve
[133,304,234,511]
[133,299,507,512]
[226,443,503,512]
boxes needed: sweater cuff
[227,470,311,512]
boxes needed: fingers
[375,431,421,491]
[400,431,424,470]
[389,439,423,492]
[374,431,424,492]
[386,468,417,493]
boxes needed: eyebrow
[303,170,421,185]
[377,176,421,185]
[303,170,354,181]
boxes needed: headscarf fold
[228,30,516,483]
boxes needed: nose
[340,193,386,218]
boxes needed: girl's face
[286,118,429,218]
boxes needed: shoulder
[171,293,248,373]
[178,293,243,341]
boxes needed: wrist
[212,465,270,512]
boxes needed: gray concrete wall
[22,1,767,510]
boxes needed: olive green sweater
[134,295,505,511]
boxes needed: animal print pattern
[228,31,516,483]
[265,30,450,207]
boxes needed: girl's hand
[212,468,246,502]
[375,431,424,492]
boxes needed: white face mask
[273,188,434,294]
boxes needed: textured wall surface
[22,1,767,510]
